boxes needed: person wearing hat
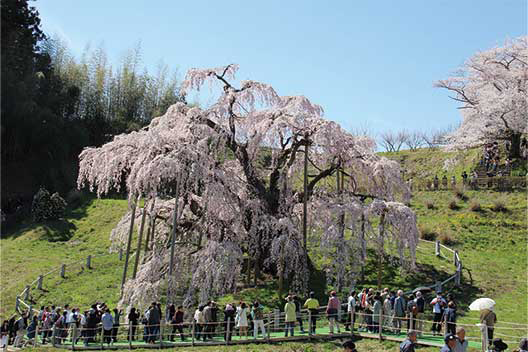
[400,330,417,352]
[284,295,297,337]
[440,334,457,352]
[303,291,320,334]
[455,327,468,352]
[491,338,508,351]
[342,340,358,352]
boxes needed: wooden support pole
[143,198,157,263]
[133,199,151,279]
[37,275,43,290]
[378,309,383,340]
[15,295,20,312]
[24,285,30,301]
[167,177,181,303]
[121,197,138,298]
[435,240,441,257]
[119,248,123,261]
[60,264,66,278]
[72,323,77,350]
[302,137,309,250]
[454,250,459,266]
[86,255,92,269]
[435,281,442,293]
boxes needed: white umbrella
[469,298,496,311]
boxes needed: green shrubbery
[31,187,67,221]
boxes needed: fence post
[100,324,104,349]
[60,264,66,278]
[24,285,30,301]
[128,322,132,349]
[191,321,195,346]
[455,265,461,286]
[274,308,280,332]
[72,323,77,350]
[86,255,92,269]
[52,325,57,347]
[37,275,43,290]
[480,322,488,351]
[378,309,383,340]
[159,322,163,348]
[266,314,271,341]
[226,317,230,345]
[308,310,312,337]
[435,240,441,257]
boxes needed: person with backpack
[430,292,446,336]
[326,291,341,334]
[251,301,266,338]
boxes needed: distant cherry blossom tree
[436,36,527,158]
[77,64,418,308]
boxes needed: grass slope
[1,149,526,351]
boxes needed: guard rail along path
[14,241,527,351]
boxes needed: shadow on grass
[0,194,96,240]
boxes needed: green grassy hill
[1,148,526,352]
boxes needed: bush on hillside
[492,199,507,212]
[469,201,482,212]
[454,188,468,202]
[439,232,457,246]
[419,224,438,241]
[448,199,460,210]
[31,187,67,221]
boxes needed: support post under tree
[143,199,156,263]
[303,136,309,250]
[121,196,138,299]
[133,198,151,279]
[167,176,181,303]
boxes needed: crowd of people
[0,288,525,352]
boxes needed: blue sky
[35,0,526,138]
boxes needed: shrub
[439,232,457,246]
[419,225,438,241]
[469,201,482,212]
[454,188,468,201]
[66,189,83,207]
[31,187,67,221]
[425,200,435,209]
[448,199,460,210]
[492,199,507,212]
